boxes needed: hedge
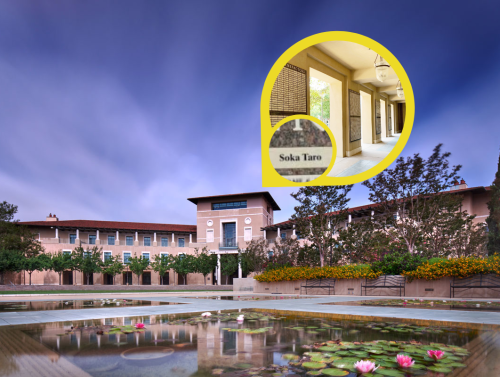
[402,256,500,282]
[253,265,381,283]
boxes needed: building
[16,192,280,286]
[14,182,491,286]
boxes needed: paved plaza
[0,293,499,327]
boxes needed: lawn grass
[0,289,233,295]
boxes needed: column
[263,229,266,239]
[116,230,119,245]
[217,254,221,286]
[348,214,352,223]
[371,210,374,220]
[292,225,296,236]
[55,227,59,239]
[76,229,80,239]
[153,232,157,247]
[96,230,100,241]
[172,232,175,247]
[135,232,138,241]
[189,233,192,244]
[277,227,281,239]
[238,259,242,279]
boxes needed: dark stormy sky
[1,1,500,225]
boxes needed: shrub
[254,265,381,283]
[402,255,500,282]
[371,252,426,275]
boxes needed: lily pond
[323,299,500,312]
[0,299,182,312]
[1,310,499,377]
[184,296,315,301]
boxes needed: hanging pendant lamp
[374,54,390,82]
[396,80,404,98]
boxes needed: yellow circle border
[261,31,414,187]
[268,115,337,185]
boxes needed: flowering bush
[402,255,500,282]
[253,265,381,282]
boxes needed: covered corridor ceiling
[315,41,405,103]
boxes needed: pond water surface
[0,310,498,376]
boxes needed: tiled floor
[328,133,400,177]
[1,293,499,326]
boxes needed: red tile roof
[188,191,281,211]
[18,220,196,233]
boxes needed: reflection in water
[0,311,498,376]
[0,299,181,312]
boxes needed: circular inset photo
[261,32,414,187]
[269,117,334,183]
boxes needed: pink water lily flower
[135,323,145,329]
[201,312,212,318]
[396,354,415,368]
[354,360,378,374]
[427,350,445,360]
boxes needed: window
[160,252,169,260]
[142,252,150,262]
[126,236,133,246]
[104,251,112,261]
[63,251,71,257]
[222,222,236,247]
[179,253,186,260]
[281,232,286,239]
[161,237,169,247]
[244,227,252,242]
[108,235,115,245]
[212,201,247,210]
[206,229,214,243]
[178,238,185,247]
[123,252,131,264]
[268,251,274,258]
[70,234,77,244]
[144,237,151,246]
[89,235,96,245]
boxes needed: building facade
[13,183,491,286]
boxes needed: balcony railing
[219,238,238,249]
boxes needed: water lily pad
[427,366,452,373]
[321,369,349,376]
[375,369,404,376]
[302,362,326,370]
[282,354,300,361]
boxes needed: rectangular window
[281,232,286,239]
[222,222,236,247]
[178,238,185,247]
[123,252,131,264]
[70,234,77,244]
[89,235,96,245]
[206,229,214,243]
[104,251,112,261]
[63,251,71,257]
[143,237,151,246]
[108,236,115,245]
[179,253,185,260]
[161,237,169,247]
[160,252,169,260]
[126,236,133,246]
[244,227,252,242]
[212,201,247,210]
[142,252,150,262]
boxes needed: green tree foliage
[486,150,500,256]
[72,246,103,285]
[241,239,269,274]
[310,77,330,123]
[50,251,74,285]
[170,254,196,285]
[21,252,51,285]
[0,250,23,284]
[291,185,353,267]
[194,247,217,285]
[150,254,172,285]
[102,255,125,285]
[371,252,426,275]
[0,201,17,222]
[362,144,469,257]
[128,254,150,285]
[220,254,238,285]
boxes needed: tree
[194,248,217,285]
[0,201,17,222]
[50,251,74,285]
[291,185,353,267]
[220,254,238,285]
[0,249,23,285]
[72,246,103,285]
[362,144,463,257]
[150,254,172,285]
[170,254,196,285]
[268,237,302,268]
[241,239,269,274]
[102,255,124,285]
[128,254,150,285]
[486,150,500,256]
[21,252,51,285]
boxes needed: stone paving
[0,293,499,327]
